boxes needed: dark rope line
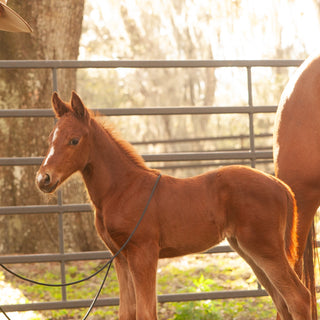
[0,174,161,320]
[0,260,111,287]
[82,261,113,320]
[0,306,11,320]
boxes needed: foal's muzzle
[36,171,59,193]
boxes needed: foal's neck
[81,118,156,207]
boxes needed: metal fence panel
[0,59,303,314]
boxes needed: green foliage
[164,266,276,320]
[170,296,276,320]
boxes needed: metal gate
[0,59,303,315]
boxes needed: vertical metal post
[58,198,67,301]
[52,67,67,301]
[247,67,261,291]
[52,68,58,92]
[246,67,256,168]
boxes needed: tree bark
[0,0,87,253]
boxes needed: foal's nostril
[43,173,51,186]
[37,171,58,193]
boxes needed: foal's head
[36,91,92,193]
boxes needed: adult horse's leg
[235,234,311,320]
[126,242,159,320]
[279,180,320,265]
[273,55,320,319]
[291,192,319,320]
[293,190,319,274]
[228,237,292,320]
[114,255,136,320]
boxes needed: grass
[1,252,280,319]
[157,255,276,320]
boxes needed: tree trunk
[0,0,88,253]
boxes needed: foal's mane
[95,116,156,173]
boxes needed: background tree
[0,0,102,253]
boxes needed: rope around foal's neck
[0,174,161,320]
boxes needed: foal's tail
[284,186,299,266]
[284,187,317,320]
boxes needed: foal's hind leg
[235,235,311,320]
[260,255,310,320]
[114,255,136,320]
[228,237,292,320]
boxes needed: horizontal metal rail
[0,251,112,264]
[132,133,272,145]
[1,289,268,312]
[0,204,92,215]
[0,150,273,166]
[156,159,273,171]
[0,246,234,264]
[0,105,277,117]
[0,59,303,69]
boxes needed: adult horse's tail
[284,186,317,319]
[303,225,317,320]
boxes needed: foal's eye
[69,138,79,146]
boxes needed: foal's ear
[52,92,70,118]
[70,91,90,121]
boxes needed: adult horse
[37,91,311,320]
[274,54,320,320]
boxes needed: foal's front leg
[126,242,160,320]
[114,255,136,320]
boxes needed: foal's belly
[159,244,216,259]
[158,223,223,259]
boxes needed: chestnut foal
[36,91,310,320]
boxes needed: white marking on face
[43,127,59,167]
[52,127,59,142]
[37,173,42,183]
[43,146,55,167]
[36,172,44,184]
